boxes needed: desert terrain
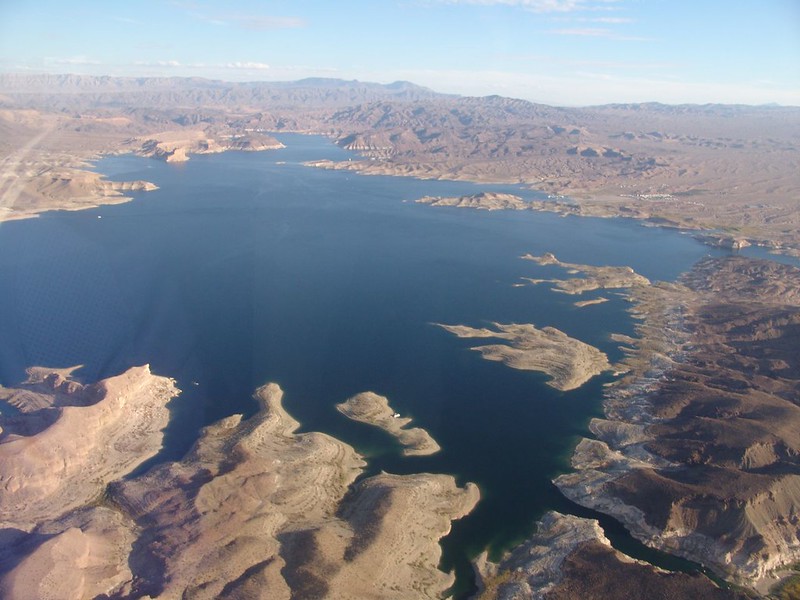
[0,74,798,597]
[1,74,798,256]
[547,255,800,593]
[0,374,477,599]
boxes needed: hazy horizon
[1,0,798,107]
[4,71,800,110]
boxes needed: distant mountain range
[1,73,797,255]
[0,74,447,110]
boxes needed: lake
[0,134,732,593]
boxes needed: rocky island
[337,391,441,456]
[436,322,611,391]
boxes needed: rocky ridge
[0,374,478,599]
[472,511,746,600]
[0,365,177,529]
[554,256,800,592]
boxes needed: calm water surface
[0,134,732,593]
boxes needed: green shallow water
[0,134,733,594]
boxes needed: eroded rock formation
[0,376,478,599]
[473,511,746,600]
[0,365,177,529]
[555,257,800,590]
[436,322,611,391]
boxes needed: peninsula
[0,373,478,599]
[521,252,651,295]
[416,192,529,211]
[0,365,178,529]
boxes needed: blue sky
[1,0,798,105]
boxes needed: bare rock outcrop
[555,257,800,590]
[0,507,137,600]
[473,511,744,600]
[337,391,441,456]
[133,130,284,163]
[436,322,611,391]
[101,383,475,598]
[0,374,478,598]
[0,365,178,529]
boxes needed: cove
[0,134,731,593]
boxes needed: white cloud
[547,27,651,41]
[224,61,270,70]
[575,16,632,23]
[45,56,101,66]
[228,15,306,30]
[491,53,673,70]
[177,6,306,30]
[435,0,621,12]
[549,26,608,35]
[131,60,270,72]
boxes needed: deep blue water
[0,134,733,593]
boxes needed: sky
[1,0,798,106]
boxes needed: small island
[574,297,610,308]
[521,253,650,295]
[337,392,441,456]
[435,322,611,391]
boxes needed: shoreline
[552,256,800,593]
[3,128,796,259]
[305,158,799,258]
[0,372,478,598]
[3,125,798,595]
